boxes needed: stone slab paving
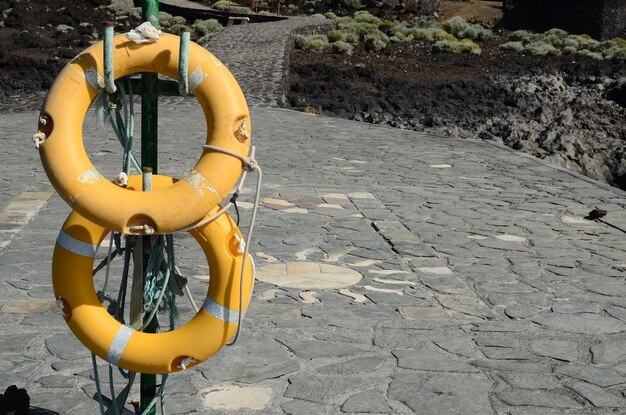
[1,12,626,415]
[203,16,333,107]
[1,102,626,414]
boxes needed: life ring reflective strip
[52,175,254,374]
[37,33,251,235]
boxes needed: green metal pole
[141,1,159,414]
[141,0,159,175]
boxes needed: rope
[102,81,141,174]
[198,145,261,346]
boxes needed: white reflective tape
[56,229,98,257]
[201,297,240,324]
[106,325,133,366]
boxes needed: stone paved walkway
[1,15,626,415]
[204,16,332,107]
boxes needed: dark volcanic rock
[288,42,626,189]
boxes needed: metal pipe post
[103,22,117,94]
[178,32,190,96]
[140,1,159,414]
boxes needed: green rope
[91,76,183,415]
[102,82,141,174]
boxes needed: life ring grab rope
[36,33,252,235]
[53,174,256,374]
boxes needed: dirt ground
[440,0,503,25]
[287,39,626,189]
[0,0,138,110]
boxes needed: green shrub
[395,32,413,42]
[510,30,529,41]
[544,28,568,38]
[158,11,175,28]
[335,16,353,25]
[212,0,251,13]
[409,27,456,43]
[327,29,347,42]
[524,41,560,56]
[613,37,626,48]
[338,21,379,38]
[442,16,492,41]
[294,34,329,52]
[563,45,577,55]
[172,16,187,25]
[433,28,458,42]
[563,38,579,48]
[167,23,192,36]
[344,31,359,44]
[412,16,439,29]
[389,22,411,37]
[363,31,388,52]
[432,39,481,54]
[193,19,222,37]
[341,0,363,10]
[411,27,435,42]
[572,35,600,51]
[324,11,337,20]
[576,49,603,60]
[353,10,380,24]
[499,41,524,52]
[330,40,354,55]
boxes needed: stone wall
[503,0,626,39]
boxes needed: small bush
[395,32,413,42]
[338,21,380,39]
[510,30,529,41]
[330,40,354,55]
[411,27,435,42]
[576,49,603,60]
[442,16,492,41]
[499,41,524,52]
[563,38,579,48]
[353,10,380,24]
[193,19,222,37]
[572,35,600,51]
[613,37,626,48]
[158,11,175,28]
[363,31,388,52]
[172,16,187,25]
[167,23,192,36]
[544,28,568,38]
[294,34,329,52]
[410,27,456,43]
[433,39,481,54]
[344,31,359,44]
[324,11,337,20]
[524,41,560,56]
[341,0,363,10]
[327,29,347,42]
[563,45,577,55]
[212,0,251,13]
[412,16,439,29]
[433,28,458,42]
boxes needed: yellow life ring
[52,175,254,374]
[36,33,251,235]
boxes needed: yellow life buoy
[52,175,254,374]
[36,33,251,235]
